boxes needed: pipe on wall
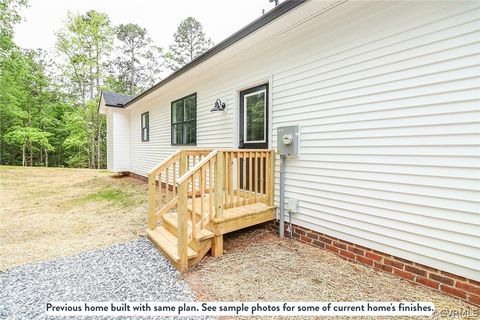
[279,154,286,238]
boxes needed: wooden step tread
[186,191,267,216]
[216,203,276,223]
[146,226,197,261]
[163,213,214,241]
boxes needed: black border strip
[122,0,307,108]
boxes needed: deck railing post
[179,150,186,176]
[177,181,188,272]
[268,151,275,206]
[147,173,156,229]
[214,151,224,219]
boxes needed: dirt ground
[0,166,147,271]
[185,228,480,320]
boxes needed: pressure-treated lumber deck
[149,197,276,270]
[146,149,276,271]
[146,226,197,262]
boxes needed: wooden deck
[146,149,276,271]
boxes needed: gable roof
[102,91,136,107]
[120,0,307,109]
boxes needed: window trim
[141,111,149,142]
[171,93,197,146]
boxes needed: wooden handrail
[147,150,182,230]
[176,150,218,186]
[147,149,181,175]
[176,149,218,271]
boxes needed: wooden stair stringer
[188,237,212,268]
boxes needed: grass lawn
[0,166,147,271]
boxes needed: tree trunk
[89,49,94,100]
[45,149,48,167]
[0,133,3,165]
[91,113,96,168]
[29,139,33,166]
[97,113,101,169]
[22,144,25,167]
[87,147,91,168]
[130,49,135,94]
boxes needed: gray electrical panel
[277,126,299,156]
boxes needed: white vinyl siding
[107,109,131,172]
[106,108,113,170]
[125,0,480,280]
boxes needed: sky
[14,0,281,51]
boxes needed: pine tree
[108,23,165,95]
[166,17,213,71]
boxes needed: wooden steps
[146,226,197,263]
[163,212,214,241]
[216,203,276,222]
[148,202,275,270]
[147,149,276,272]
[186,192,267,216]
[212,203,276,235]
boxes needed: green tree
[56,10,113,102]
[55,10,114,168]
[62,107,90,167]
[0,48,62,166]
[115,23,148,94]
[0,0,28,51]
[108,23,165,95]
[4,126,53,166]
[166,17,213,71]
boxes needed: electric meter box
[277,126,299,156]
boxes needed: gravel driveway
[0,239,205,320]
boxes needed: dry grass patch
[0,166,147,271]
[185,228,479,320]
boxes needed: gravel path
[0,239,206,320]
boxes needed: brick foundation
[267,221,479,306]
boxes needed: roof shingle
[102,91,135,108]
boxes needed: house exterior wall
[123,0,480,282]
[106,108,113,170]
[107,108,131,172]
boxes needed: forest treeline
[0,0,213,168]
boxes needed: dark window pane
[143,128,148,141]
[171,94,196,145]
[172,123,183,145]
[172,101,183,123]
[141,112,149,141]
[184,121,196,145]
[246,92,265,142]
[184,96,196,121]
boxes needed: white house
[100,0,480,303]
